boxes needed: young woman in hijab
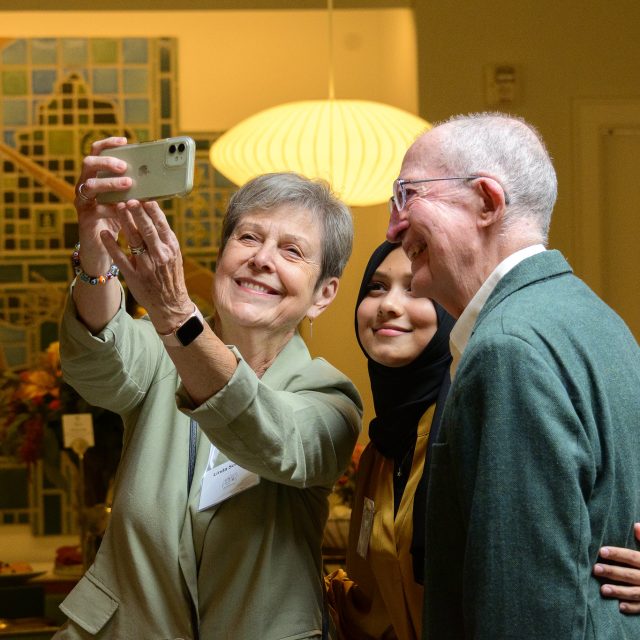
[326,241,455,640]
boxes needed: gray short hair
[220,172,354,283]
[435,112,557,241]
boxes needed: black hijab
[355,241,455,584]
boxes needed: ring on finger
[77,182,94,203]
[128,244,147,256]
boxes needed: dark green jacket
[424,250,640,639]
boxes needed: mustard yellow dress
[326,406,433,640]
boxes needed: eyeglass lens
[392,180,404,212]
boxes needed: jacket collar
[474,249,572,331]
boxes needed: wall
[0,8,419,432]
[415,0,640,271]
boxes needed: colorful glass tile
[32,69,57,95]
[31,39,57,65]
[62,39,88,66]
[47,130,75,155]
[91,38,118,64]
[1,40,27,65]
[123,68,148,94]
[123,38,148,64]
[2,70,28,95]
[92,68,119,94]
[124,98,149,123]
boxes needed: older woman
[54,137,362,639]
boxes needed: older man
[387,112,640,639]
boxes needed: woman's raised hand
[74,137,132,274]
[100,199,192,334]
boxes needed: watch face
[176,315,204,346]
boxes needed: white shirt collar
[449,244,546,379]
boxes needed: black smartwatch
[158,306,205,347]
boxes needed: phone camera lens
[178,143,185,153]
[169,144,176,154]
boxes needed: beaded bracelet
[71,242,119,285]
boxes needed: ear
[307,277,340,321]
[474,177,507,228]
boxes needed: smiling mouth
[374,325,410,335]
[235,279,280,295]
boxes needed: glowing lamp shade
[210,100,430,207]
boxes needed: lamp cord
[327,0,335,100]
[327,0,335,182]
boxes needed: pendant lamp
[209,3,430,207]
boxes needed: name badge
[198,446,260,511]
[356,497,375,558]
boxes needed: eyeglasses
[389,176,480,214]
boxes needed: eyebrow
[369,268,412,284]
[368,270,395,286]
[369,268,390,280]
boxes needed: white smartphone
[96,136,196,203]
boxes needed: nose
[386,202,409,243]
[378,288,402,317]
[249,243,276,271]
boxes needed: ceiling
[0,0,412,10]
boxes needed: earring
[308,317,313,339]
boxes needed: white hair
[435,112,558,241]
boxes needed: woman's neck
[214,316,295,378]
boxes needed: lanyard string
[187,417,200,639]
[188,417,198,491]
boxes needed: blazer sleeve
[59,286,175,416]
[179,349,362,489]
[449,333,596,639]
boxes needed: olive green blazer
[55,291,362,640]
